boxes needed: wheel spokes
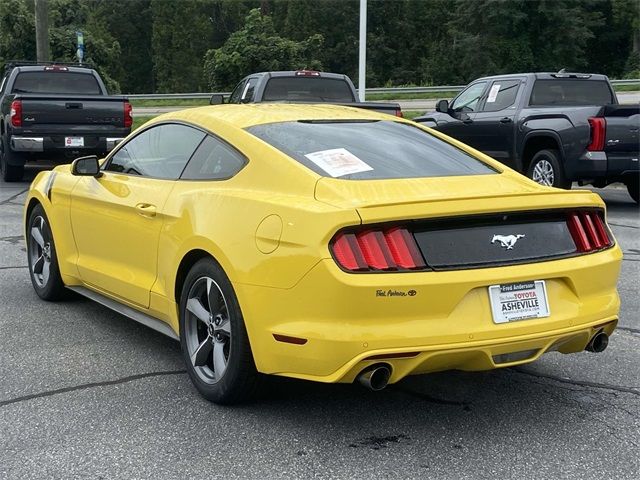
[213,341,227,378]
[33,255,45,274]
[31,226,45,248]
[186,298,210,324]
[207,278,220,314]
[191,336,213,367]
[42,261,50,285]
[215,316,231,336]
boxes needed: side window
[228,80,246,104]
[241,78,259,103]
[481,80,520,112]
[106,124,205,179]
[181,135,246,180]
[451,81,487,113]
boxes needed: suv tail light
[567,211,612,253]
[587,117,605,151]
[10,100,22,127]
[124,101,133,128]
[330,226,426,272]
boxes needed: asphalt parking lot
[1,169,638,479]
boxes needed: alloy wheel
[532,159,555,186]
[29,216,52,288]
[184,276,232,384]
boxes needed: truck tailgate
[18,94,127,128]
[601,105,640,153]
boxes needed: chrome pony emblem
[491,234,525,250]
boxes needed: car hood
[314,173,604,223]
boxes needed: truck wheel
[527,149,570,189]
[0,136,24,182]
[626,177,639,204]
[179,258,262,404]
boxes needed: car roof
[154,104,399,130]
[473,72,610,82]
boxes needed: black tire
[0,135,25,182]
[26,204,67,301]
[626,176,639,204]
[526,149,571,189]
[179,258,261,404]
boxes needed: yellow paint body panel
[24,104,622,385]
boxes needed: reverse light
[587,117,605,151]
[567,211,612,253]
[330,226,426,272]
[124,101,133,128]
[10,100,22,127]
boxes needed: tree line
[0,0,638,94]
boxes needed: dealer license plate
[488,280,550,324]
[64,136,84,148]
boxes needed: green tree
[0,0,36,69]
[203,8,323,90]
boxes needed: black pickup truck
[415,72,639,203]
[210,70,402,117]
[0,62,132,181]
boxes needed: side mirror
[71,155,101,177]
[209,94,224,105]
[435,99,449,113]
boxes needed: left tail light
[124,101,133,128]
[330,226,426,272]
[10,100,22,127]
[587,117,605,151]
[567,210,613,253]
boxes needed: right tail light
[567,211,612,253]
[587,117,606,151]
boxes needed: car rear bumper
[237,246,622,383]
[10,135,125,154]
[570,150,640,180]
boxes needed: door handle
[135,203,157,217]
[500,117,512,123]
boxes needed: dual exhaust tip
[357,364,391,391]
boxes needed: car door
[70,123,206,308]
[471,79,521,168]
[437,81,488,147]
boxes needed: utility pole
[358,0,367,101]
[35,0,50,62]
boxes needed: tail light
[395,108,403,118]
[10,100,22,127]
[567,211,612,253]
[124,101,133,128]
[587,117,605,151]
[330,226,426,272]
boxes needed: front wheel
[626,176,639,204]
[527,149,570,189]
[179,258,261,404]
[27,204,67,300]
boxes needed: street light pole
[358,0,367,101]
[35,0,50,62]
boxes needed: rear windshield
[12,72,101,95]
[247,120,496,180]
[263,77,355,102]
[529,79,614,106]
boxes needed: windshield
[263,77,355,102]
[12,72,101,95]
[529,79,614,106]
[247,120,496,180]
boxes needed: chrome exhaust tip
[586,331,609,353]
[357,364,391,391]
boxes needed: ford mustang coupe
[24,104,621,404]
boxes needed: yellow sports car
[24,104,621,404]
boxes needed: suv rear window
[247,120,496,180]
[262,77,355,102]
[529,79,614,106]
[12,72,101,95]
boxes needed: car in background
[24,104,621,404]
[0,61,132,182]
[210,70,402,117]
[415,72,639,203]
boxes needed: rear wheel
[0,135,24,182]
[179,258,261,404]
[626,176,639,204]
[27,204,67,300]
[527,149,570,189]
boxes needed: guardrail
[126,79,639,101]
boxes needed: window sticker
[487,84,501,103]
[304,148,373,177]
